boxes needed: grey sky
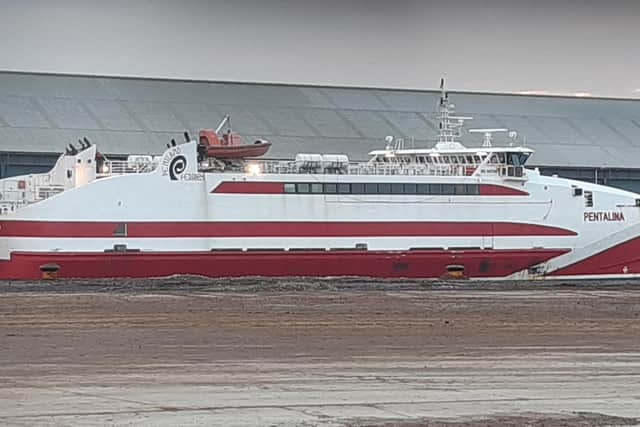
[1,0,639,97]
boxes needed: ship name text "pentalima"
[583,211,625,222]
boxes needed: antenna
[435,79,472,150]
[469,128,508,147]
[384,135,394,149]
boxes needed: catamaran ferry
[1,82,639,279]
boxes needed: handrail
[253,160,489,177]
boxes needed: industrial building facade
[1,71,640,190]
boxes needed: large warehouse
[2,71,640,190]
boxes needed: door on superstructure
[482,235,494,250]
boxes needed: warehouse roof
[1,71,640,167]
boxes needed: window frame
[338,183,350,194]
[391,183,404,194]
[364,183,378,194]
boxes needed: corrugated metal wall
[2,72,640,190]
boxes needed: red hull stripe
[0,221,576,238]
[550,236,640,276]
[212,182,529,195]
[478,184,528,196]
[214,181,284,193]
[0,248,569,279]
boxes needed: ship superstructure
[1,81,640,279]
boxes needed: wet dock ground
[1,277,640,426]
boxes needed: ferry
[1,81,640,280]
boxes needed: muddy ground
[1,277,639,426]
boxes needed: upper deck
[0,80,533,214]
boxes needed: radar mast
[435,79,471,150]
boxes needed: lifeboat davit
[199,129,271,159]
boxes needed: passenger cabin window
[351,183,365,194]
[417,183,429,194]
[284,183,296,193]
[404,183,417,194]
[365,183,378,194]
[466,184,479,195]
[378,183,391,193]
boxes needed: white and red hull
[2,141,640,280]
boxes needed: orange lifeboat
[199,129,271,159]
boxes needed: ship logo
[169,155,187,180]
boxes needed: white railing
[252,160,528,179]
[254,160,478,177]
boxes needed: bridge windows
[506,152,530,166]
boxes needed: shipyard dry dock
[1,278,640,426]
